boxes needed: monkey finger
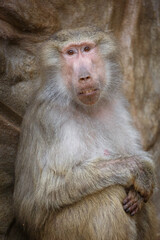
[127,189,137,198]
[123,187,138,205]
[137,199,144,210]
[123,192,135,204]
[130,207,138,216]
[124,202,137,213]
[123,200,135,211]
[123,196,131,205]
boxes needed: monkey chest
[56,121,116,163]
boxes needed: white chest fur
[47,101,139,171]
[53,115,116,170]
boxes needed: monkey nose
[79,75,91,82]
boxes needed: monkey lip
[78,88,99,96]
[77,87,100,105]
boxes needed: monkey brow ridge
[49,26,107,49]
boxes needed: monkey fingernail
[123,197,131,205]
[123,204,131,210]
[123,204,131,211]
[125,204,137,214]
[129,203,137,212]
[125,208,131,213]
[123,200,135,210]
[130,212,135,216]
[130,208,138,216]
[123,199,128,205]
[123,204,129,210]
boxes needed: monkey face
[61,42,106,106]
[40,27,122,107]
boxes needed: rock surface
[0,0,159,238]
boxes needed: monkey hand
[102,155,155,202]
[132,159,155,203]
[123,187,144,216]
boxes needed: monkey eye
[66,49,75,55]
[84,46,91,52]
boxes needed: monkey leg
[135,201,157,240]
[10,189,156,240]
[43,186,137,240]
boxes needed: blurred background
[0,0,159,239]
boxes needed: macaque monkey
[10,27,156,240]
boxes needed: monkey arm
[102,154,155,202]
[14,153,133,226]
[107,154,155,202]
[42,155,155,209]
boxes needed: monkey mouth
[78,88,99,96]
[77,88,100,105]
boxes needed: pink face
[61,42,106,105]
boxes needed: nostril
[79,76,91,82]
